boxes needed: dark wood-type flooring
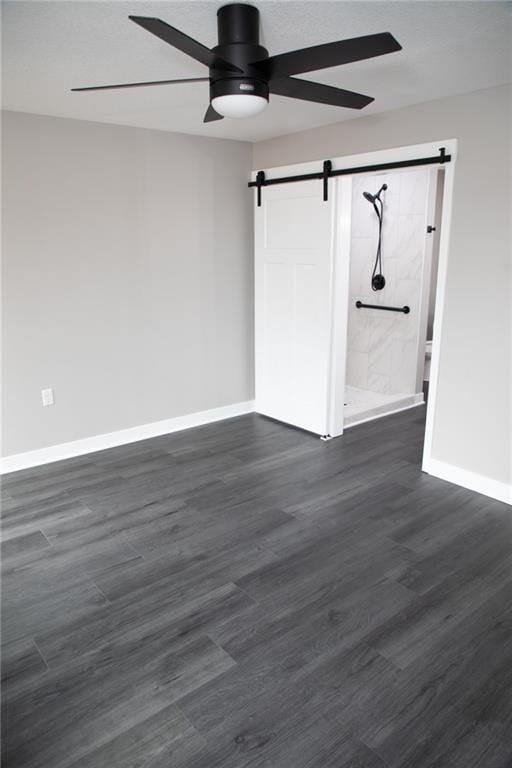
[2,405,512,767]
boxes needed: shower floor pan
[344,385,424,428]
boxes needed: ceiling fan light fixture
[211,93,268,118]
[210,76,269,119]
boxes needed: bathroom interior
[343,165,445,428]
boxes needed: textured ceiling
[2,1,512,142]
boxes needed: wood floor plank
[1,496,93,540]
[179,642,399,767]
[1,579,109,646]
[0,529,50,558]
[2,633,235,768]
[1,637,48,693]
[352,587,512,767]
[67,704,206,768]
[3,406,512,767]
[35,581,255,669]
[93,541,277,603]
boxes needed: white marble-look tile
[346,350,368,389]
[399,169,429,215]
[390,338,419,394]
[379,173,401,240]
[377,258,397,297]
[396,214,425,281]
[395,276,420,303]
[367,372,390,395]
[373,171,398,190]
[394,279,421,344]
[349,261,362,299]
[368,315,395,352]
[368,339,394,378]
[393,309,419,343]
[347,308,371,353]
[366,315,394,375]
[349,238,374,297]
[352,173,376,198]
[381,212,399,261]
[368,352,393,381]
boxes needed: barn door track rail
[250,147,450,206]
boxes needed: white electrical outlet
[41,388,54,407]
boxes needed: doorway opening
[343,166,445,428]
[253,139,457,476]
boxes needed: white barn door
[254,179,341,436]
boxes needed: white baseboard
[1,400,255,475]
[423,457,512,506]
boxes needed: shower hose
[371,196,384,291]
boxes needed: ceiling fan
[72,3,402,122]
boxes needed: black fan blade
[72,77,209,92]
[203,104,224,123]
[129,16,242,73]
[252,32,401,80]
[270,77,373,109]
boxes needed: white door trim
[419,143,457,471]
[415,168,440,393]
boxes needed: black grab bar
[355,300,410,314]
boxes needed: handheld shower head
[363,183,387,204]
[363,184,388,203]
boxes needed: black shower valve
[372,274,386,291]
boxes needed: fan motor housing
[217,3,260,45]
[210,3,269,82]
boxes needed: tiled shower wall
[346,168,430,395]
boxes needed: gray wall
[254,85,512,486]
[2,111,253,456]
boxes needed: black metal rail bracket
[323,160,332,202]
[256,170,265,207]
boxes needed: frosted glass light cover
[211,94,268,118]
